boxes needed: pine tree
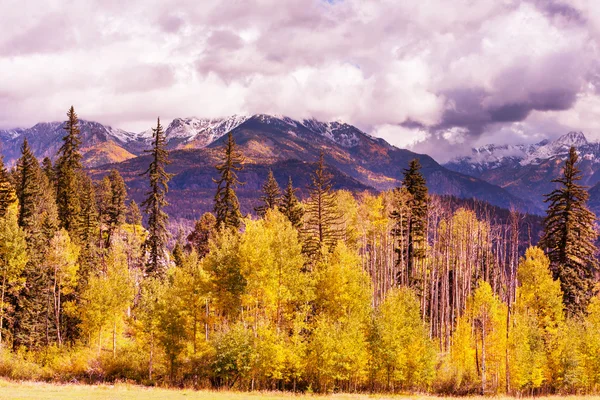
[255,169,281,218]
[213,132,244,230]
[280,176,304,229]
[56,106,83,232]
[539,147,598,316]
[402,159,429,284]
[15,138,41,230]
[0,155,15,218]
[303,152,342,260]
[41,157,55,185]
[186,212,217,258]
[106,170,127,246]
[141,118,172,277]
[127,200,142,226]
[78,175,98,252]
[392,159,428,287]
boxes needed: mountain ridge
[1,114,540,217]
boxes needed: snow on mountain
[0,128,24,141]
[163,115,250,147]
[520,131,591,165]
[447,132,599,176]
[300,118,364,147]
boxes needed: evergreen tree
[0,155,15,218]
[186,212,217,258]
[539,147,598,316]
[302,152,342,260]
[41,157,55,186]
[15,138,41,230]
[392,159,428,287]
[280,176,304,230]
[0,204,28,346]
[127,200,142,226]
[213,132,244,229]
[78,175,99,260]
[255,169,281,218]
[106,169,127,246]
[55,106,83,232]
[141,118,172,277]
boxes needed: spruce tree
[255,169,281,218]
[0,155,15,218]
[41,157,55,184]
[213,132,244,229]
[303,152,342,260]
[539,146,598,316]
[78,175,98,251]
[16,138,41,230]
[186,212,217,258]
[141,118,172,277]
[127,200,142,226]
[56,106,83,232]
[280,176,304,229]
[392,159,428,286]
[106,169,127,246]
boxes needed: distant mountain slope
[0,120,137,167]
[2,114,538,218]
[445,132,600,210]
[87,114,538,219]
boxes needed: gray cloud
[0,0,598,162]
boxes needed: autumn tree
[509,247,564,392]
[0,204,28,346]
[141,118,172,277]
[47,229,79,346]
[370,287,436,391]
[539,146,598,316]
[214,132,244,230]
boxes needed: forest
[0,107,599,396]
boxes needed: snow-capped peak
[163,115,250,146]
[554,131,587,147]
[520,132,590,166]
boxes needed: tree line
[0,107,598,394]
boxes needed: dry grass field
[0,380,599,400]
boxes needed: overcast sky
[1,0,599,161]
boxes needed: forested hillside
[0,108,599,395]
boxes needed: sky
[1,0,599,162]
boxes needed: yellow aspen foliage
[370,287,436,391]
[0,203,28,345]
[238,210,310,328]
[511,246,565,391]
[314,242,371,322]
[449,280,507,394]
[580,296,600,391]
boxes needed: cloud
[0,0,598,161]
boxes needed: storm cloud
[0,0,599,161]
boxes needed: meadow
[0,380,599,400]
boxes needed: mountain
[0,120,138,167]
[2,114,538,219]
[87,114,538,219]
[445,132,600,210]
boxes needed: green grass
[0,380,598,400]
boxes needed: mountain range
[445,131,600,212]
[3,114,595,220]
